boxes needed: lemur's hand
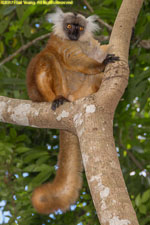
[103,54,120,66]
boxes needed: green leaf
[140,87,150,110]
[0,142,14,154]
[0,6,16,19]
[24,164,51,172]
[30,168,53,186]
[141,189,150,203]
[16,147,31,153]
[36,155,50,164]
[18,5,37,27]
[24,164,35,172]
[147,13,150,22]
[16,135,27,142]
[139,204,147,215]
[0,41,5,58]
[135,194,141,207]
[16,5,28,20]
[0,17,10,34]
[24,151,49,163]
[23,23,31,38]
[10,127,17,139]
[3,6,16,17]
[33,164,52,172]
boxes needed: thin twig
[139,40,150,49]
[83,0,94,13]
[0,33,50,67]
[97,18,112,32]
[120,144,150,177]
[127,149,150,177]
[83,0,112,32]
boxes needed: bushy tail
[32,131,83,214]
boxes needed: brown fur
[26,33,109,214]
[31,131,82,214]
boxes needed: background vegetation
[0,0,150,224]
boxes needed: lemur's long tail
[32,130,83,214]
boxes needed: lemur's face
[63,14,86,41]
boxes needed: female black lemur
[27,7,119,214]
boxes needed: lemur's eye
[79,26,84,31]
[67,24,72,29]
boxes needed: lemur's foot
[103,54,120,66]
[51,97,69,111]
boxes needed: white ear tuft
[46,7,64,24]
[55,7,64,15]
[87,15,99,23]
[86,15,100,33]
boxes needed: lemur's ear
[86,15,100,33]
[47,7,64,24]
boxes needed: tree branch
[0,95,75,132]
[0,33,50,66]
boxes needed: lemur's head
[47,7,100,41]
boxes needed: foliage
[0,0,150,224]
